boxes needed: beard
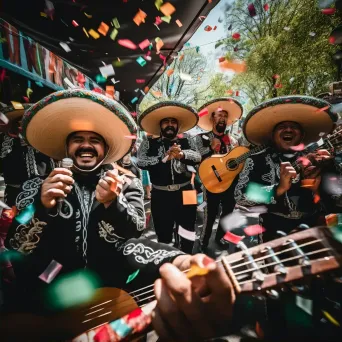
[161,126,177,139]
[215,122,226,133]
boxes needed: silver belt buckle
[168,184,180,191]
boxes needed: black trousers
[151,185,197,254]
[201,184,236,247]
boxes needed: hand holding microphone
[162,143,182,163]
[41,158,74,209]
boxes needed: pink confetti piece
[136,79,145,84]
[297,157,311,167]
[223,231,244,244]
[175,19,183,27]
[244,225,265,236]
[72,20,79,27]
[263,3,269,11]
[139,39,151,50]
[199,108,209,117]
[155,16,163,25]
[317,105,330,112]
[290,143,305,151]
[322,8,336,15]
[118,39,138,50]
[39,260,63,283]
[159,54,167,65]
[124,135,137,140]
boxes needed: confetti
[10,101,24,109]
[156,38,164,53]
[39,260,63,284]
[317,105,330,112]
[15,204,35,225]
[166,69,174,76]
[179,73,192,81]
[98,22,109,36]
[106,85,115,98]
[126,269,140,284]
[139,39,151,50]
[175,19,183,27]
[131,97,138,104]
[84,12,92,19]
[72,20,79,27]
[223,231,244,244]
[35,82,44,87]
[322,311,340,326]
[40,12,48,18]
[155,16,163,26]
[124,135,137,140]
[221,212,248,231]
[313,194,320,203]
[160,2,176,16]
[0,112,9,125]
[248,3,256,17]
[95,75,107,83]
[133,9,147,26]
[199,108,209,117]
[144,86,150,93]
[244,225,265,236]
[232,33,241,40]
[161,16,172,23]
[99,64,115,78]
[88,29,100,39]
[118,39,138,50]
[110,28,118,40]
[284,27,291,31]
[290,143,305,151]
[59,42,71,52]
[204,25,213,32]
[199,16,207,21]
[321,8,336,15]
[186,264,209,278]
[136,56,147,66]
[136,79,145,83]
[309,32,316,37]
[264,3,269,11]
[112,18,120,29]
[219,60,246,73]
[245,182,273,204]
[155,0,163,10]
[326,214,338,227]
[151,90,162,97]
[83,27,89,38]
[297,157,311,167]
[64,78,76,89]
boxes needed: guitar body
[0,287,139,341]
[199,146,250,194]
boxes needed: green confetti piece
[245,182,273,204]
[136,56,146,66]
[96,74,107,83]
[0,250,23,263]
[110,28,119,41]
[113,60,124,67]
[331,225,342,244]
[131,97,138,104]
[112,18,120,29]
[155,0,163,10]
[126,269,140,284]
[15,204,35,225]
[161,16,171,23]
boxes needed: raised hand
[276,162,297,196]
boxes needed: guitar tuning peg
[298,224,309,230]
[266,289,279,300]
[276,230,287,237]
[290,284,308,294]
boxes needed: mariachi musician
[194,98,243,251]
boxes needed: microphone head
[61,158,74,168]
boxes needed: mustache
[75,148,98,157]
[163,126,176,132]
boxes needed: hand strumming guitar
[152,254,235,341]
[276,162,297,197]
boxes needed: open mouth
[76,151,97,160]
[281,134,294,142]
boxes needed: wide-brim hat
[138,102,198,136]
[243,95,338,146]
[2,103,33,122]
[197,98,243,131]
[22,89,136,163]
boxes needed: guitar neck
[236,145,267,164]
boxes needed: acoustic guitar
[199,128,342,194]
[1,227,342,341]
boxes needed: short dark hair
[211,109,228,118]
[66,131,106,145]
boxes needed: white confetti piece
[39,260,63,284]
[99,64,115,78]
[59,42,71,52]
[221,212,248,232]
[179,73,192,81]
[309,32,316,37]
[0,113,9,125]
[283,27,291,31]
[64,78,76,89]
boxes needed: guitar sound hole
[227,159,238,170]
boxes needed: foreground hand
[41,168,74,209]
[152,254,235,341]
[95,169,124,206]
[211,138,221,152]
[277,162,297,196]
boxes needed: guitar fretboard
[235,144,267,164]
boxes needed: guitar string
[204,131,342,177]
[82,238,324,312]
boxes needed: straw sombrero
[243,95,337,146]
[197,98,243,131]
[22,89,136,163]
[2,103,33,121]
[138,102,198,136]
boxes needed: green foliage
[225,0,339,104]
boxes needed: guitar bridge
[211,165,222,182]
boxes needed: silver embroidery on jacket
[16,177,43,210]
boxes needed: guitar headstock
[325,128,342,153]
[221,227,342,295]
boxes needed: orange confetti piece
[133,9,147,26]
[152,90,162,97]
[11,101,24,110]
[219,60,246,73]
[313,194,320,203]
[156,39,164,53]
[166,69,174,76]
[255,322,264,339]
[186,265,209,279]
[326,214,338,227]
[98,22,110,36]
[175,19,183,27]
[317,105,330,112]
[179,54,185,61]
[301,179,315,188]
[144,86,150,93]
[110,181,118,193]
[160,2,176,16]
[88,29,100,39]
[106,85,115,98]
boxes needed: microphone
[57,158,73,212]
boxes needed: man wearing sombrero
[195,98,243,251]
[235,95,337,242]
[137,102,201,253]
[2,90,238,342]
